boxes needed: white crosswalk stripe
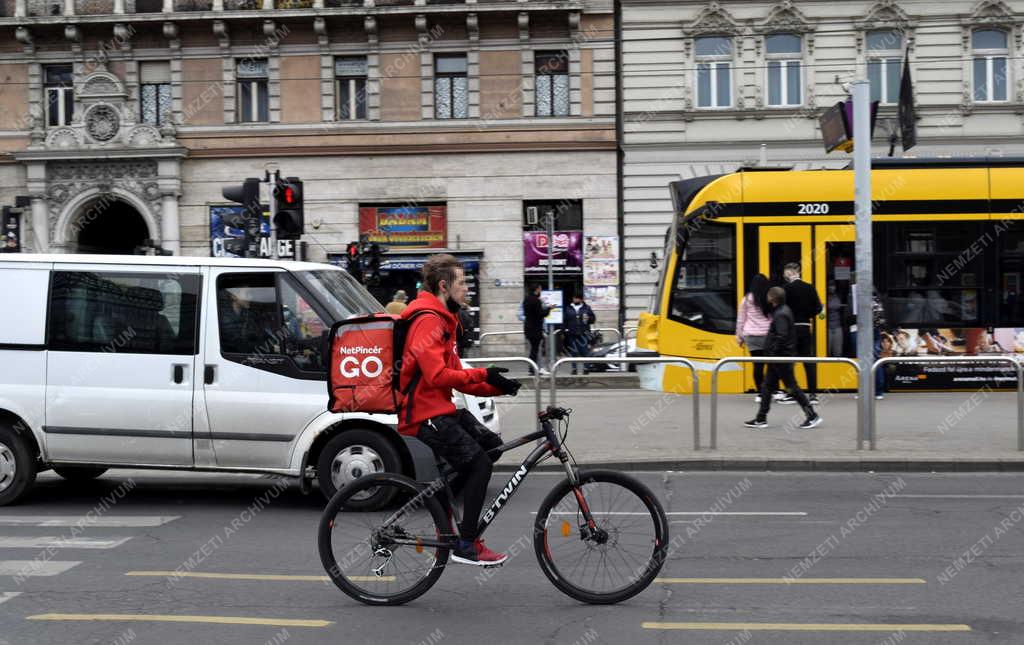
[0,515,180,528]
[0,537,132,549]
[0,591,21,605]
[0,561,81,577]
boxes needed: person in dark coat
[780,261,823,404]
[523,284,553,373]
[562,293,596,374]
[745,287,822,430]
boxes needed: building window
[139,61,172,126]
[434,54,468,119]
[972,28,1009,102]
[237,59,269,123]
[695,36,732,108]
[866,29,903,105]
[44,64,74,127]
[535,51,570,117]
[765,33,802,107]
[335,57,367,121]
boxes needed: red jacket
[397,291,501,436]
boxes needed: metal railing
[709,356,861,450]
[478,330,528,347]
[549,356,701,450]
[869,356,1024,451]
[464,356,542,421]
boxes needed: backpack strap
[400,309,446,425]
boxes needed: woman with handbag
[736,273,773,402]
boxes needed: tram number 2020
[797,203,830,215]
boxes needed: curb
[494,459,1024,473]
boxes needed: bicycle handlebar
[539,406,571,421]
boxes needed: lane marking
[0,516,180,527]
[26,613,333,628]
[642,622,971,632]
[0,592,21,605]
[654,578,927,585]
[894,494,1024,499]
[126,571,395,583]
[536,516,806,520]
[0,561,81,577]
[0,537,131,549]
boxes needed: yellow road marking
[126,571,395,582]
[26,613,332,628]
[654,577,927,585]
[642,622,971,632]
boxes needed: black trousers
[758,363,813,421]
[795,326,817,395]
[527,336,542,371]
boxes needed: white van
[0,254,498,507]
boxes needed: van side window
[216,273,282,356]
[216,272,329,373]
[48,271,200,355]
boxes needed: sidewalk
[492,387,1024,471]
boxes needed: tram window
[669,221,736,333]
[999,225,1024,324]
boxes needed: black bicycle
[318,406,669,606]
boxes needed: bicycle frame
[381,414,592,550]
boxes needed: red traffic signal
[272,176,304,240]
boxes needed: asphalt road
[2,469,1024,645]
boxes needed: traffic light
[345,241,362,282]
[222,177,262,258]
[273,176,304,240]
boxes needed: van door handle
[173,364,185,384]
[204,365,216,385]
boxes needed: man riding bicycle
[398,254,522,566]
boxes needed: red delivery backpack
[326,310,439,414]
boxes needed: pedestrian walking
[563,292,596,375]
[385,289,409,315]
[779,262,822,405]
[745,287,823,430]
[736,273,773,401]
[523,284,553,374]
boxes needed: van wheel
[53,466,108,481]
[0,425,37,506]
[316,430,401,509]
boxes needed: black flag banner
[898,50,916,151]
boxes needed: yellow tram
[636,158,1024,394]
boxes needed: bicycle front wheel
[319,473,452,606]
[534,469,668,604]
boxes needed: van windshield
[295,269,383,322]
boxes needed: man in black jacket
[779,261,823,405]
[523,285,553,374]
[745,287,822,430]
[563,293,596,375]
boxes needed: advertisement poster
[359,204,447,248]
[885,327,1023,389]
[584,285,619,310]
[210,205,270,258]
[1,207,20,253]
[584,235,618,260]
[541,289,563,325]
[584,260,619,286]
[524,231,583,273]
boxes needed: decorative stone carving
[44,160,163,237]
[84,104,121,142]
[760,1,813,34]
[45,127,82,149]
[686,2,742,37]
[81,75,122,97]
[969,0,1014,25]
[857,0,913,31]
[126,124,162,147]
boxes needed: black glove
[485,367,522,396]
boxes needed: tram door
[756,225,857,392]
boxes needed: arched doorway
[74,198,150,255]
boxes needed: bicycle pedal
[481,561,505,569]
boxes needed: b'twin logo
[338,347,385,379]
[482,465,528,524]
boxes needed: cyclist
[398,254,522,566]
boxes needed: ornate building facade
[0,0,617,340]
[621,0,1024,322]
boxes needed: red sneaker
[451,539,508,567]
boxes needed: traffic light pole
[267,169,279,260]
[546,209,555,374]
[852,80,874,449]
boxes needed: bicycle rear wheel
[319,473,452,605]
[534,469,668,604]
